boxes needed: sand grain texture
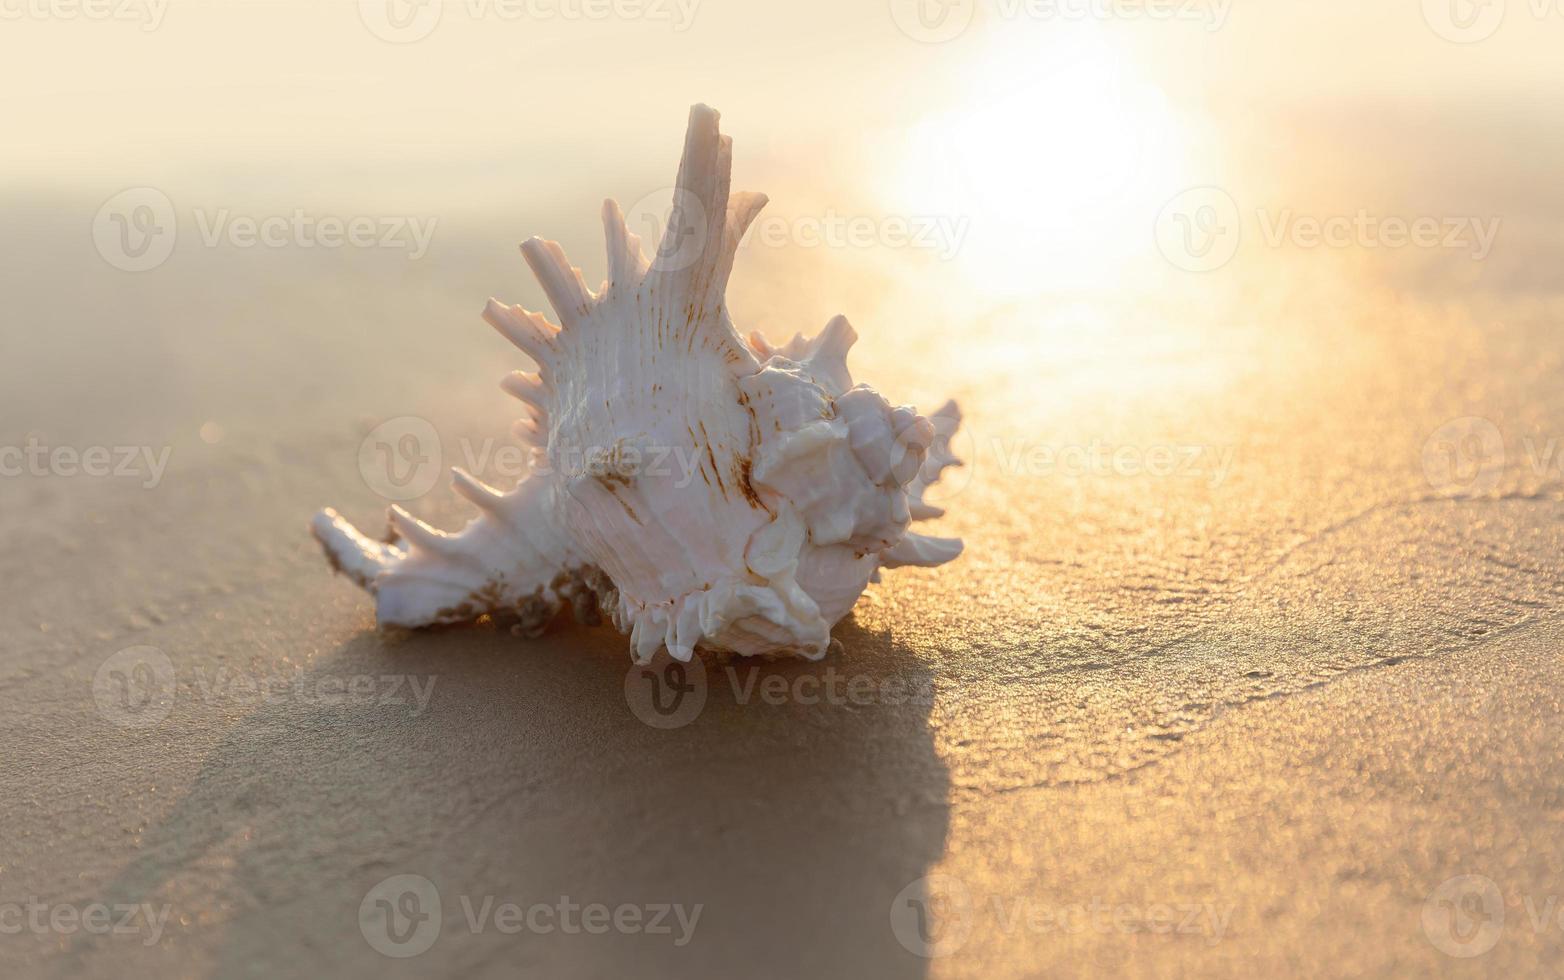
[2,196,1562,978]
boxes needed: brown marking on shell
[735,455,765,511]
[696,419,726,496]
[594,466,633,489]
[509,588,558,639]
[433,579,513,624]
[547,565,615,628]
[598,481,643,525]
[733,384,770,514]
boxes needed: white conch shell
[313,105,964,661]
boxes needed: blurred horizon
[5,2,1562,301]
[5,0,1564,476]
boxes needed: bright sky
[4,0,1561,303]
[5,0,1559,186]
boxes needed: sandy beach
[5,4,1564,977]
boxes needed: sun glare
[894,25,1194,295]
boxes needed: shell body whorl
[313,105,965,661]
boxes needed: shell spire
[482,299,559,379]
[312,104,966,661]
[601,199,646,295]
[643,104,766,371]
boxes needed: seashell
[312,105,964,661]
